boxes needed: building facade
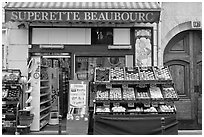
[3,2,202,129]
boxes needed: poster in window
[135,29,152,66]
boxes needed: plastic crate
[19,114,34,126]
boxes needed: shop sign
[6,10,160,23]
[70,83,86,107]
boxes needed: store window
[91,28,113,45]
[135,28,153,66]
[75,56,125,80]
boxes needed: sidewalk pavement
[178,130,202,135]
[28,130,202,135]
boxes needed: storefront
[3,2,182,135]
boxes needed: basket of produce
[125,67,140,81]
[123,88,135,100]
[110,67,125,81]
[135,87,150,99]
[6,87,21,101]
[94,67,110,82]
[162,87,178,100]
[153,66,172,81]
[139,67,156,81]
[2,69,21,83]
[109,88,122,100]
[95,90,109,100]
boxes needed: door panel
[164,30,202,127]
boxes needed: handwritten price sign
[70,84,86,107]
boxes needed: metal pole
[161,117,165,135]
[58,115,62,135]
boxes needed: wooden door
[164,30,202,127]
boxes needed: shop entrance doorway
[164,30,202,129]
[32,53,72,118]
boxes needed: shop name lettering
[10,11,155,22]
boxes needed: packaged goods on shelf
[149,86,163,99]
[110,67,125,81]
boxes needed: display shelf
[40,92,50,97]
[40,86,50,90]
[40,121,48,130]
[40,80,49,82]
[92,67,178,135]
[40,106,51,113]
[40,99,51,105]
[30,56,52,131]
[40,113,50,120]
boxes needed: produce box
[124,67,140,81]
[95,90,109,100]
[139,67,156,80]
[109,88,122,100]
[19,114,34,126]
[110,67,125,81]
[153,66,172,81]
[94,68,110,82]
[135,88,150,99]
[2,69,21,83]
[149,86,163,100]
[122,88,135,100]
[162,86,178,100]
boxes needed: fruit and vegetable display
[110,88,122,100]
[158,105,175,113]
[149,86,163,99]
[96,90,109,100]
[144,107,158,113]
[110,67,125,80]
[2,69,21,83]
[95,68,110,82]
[112,106,126,112]
[125,67,140,80]
[154,67,172,80]
[163,87,178,99]
[136,91,149,99]
[96,106,110,112]
[139,67,155,80]
[123,88,135,100]
[94,66,172,82]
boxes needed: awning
[5,2,161,23]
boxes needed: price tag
[144,102,150,107]
[106,83,112,89]
[122,84,128,89]
[138,84,147,88]
[113,102,120,107]
[103,102,110,107]
[128,102,134,107]
[152,102,158,107]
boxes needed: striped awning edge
[4,2,161,11]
